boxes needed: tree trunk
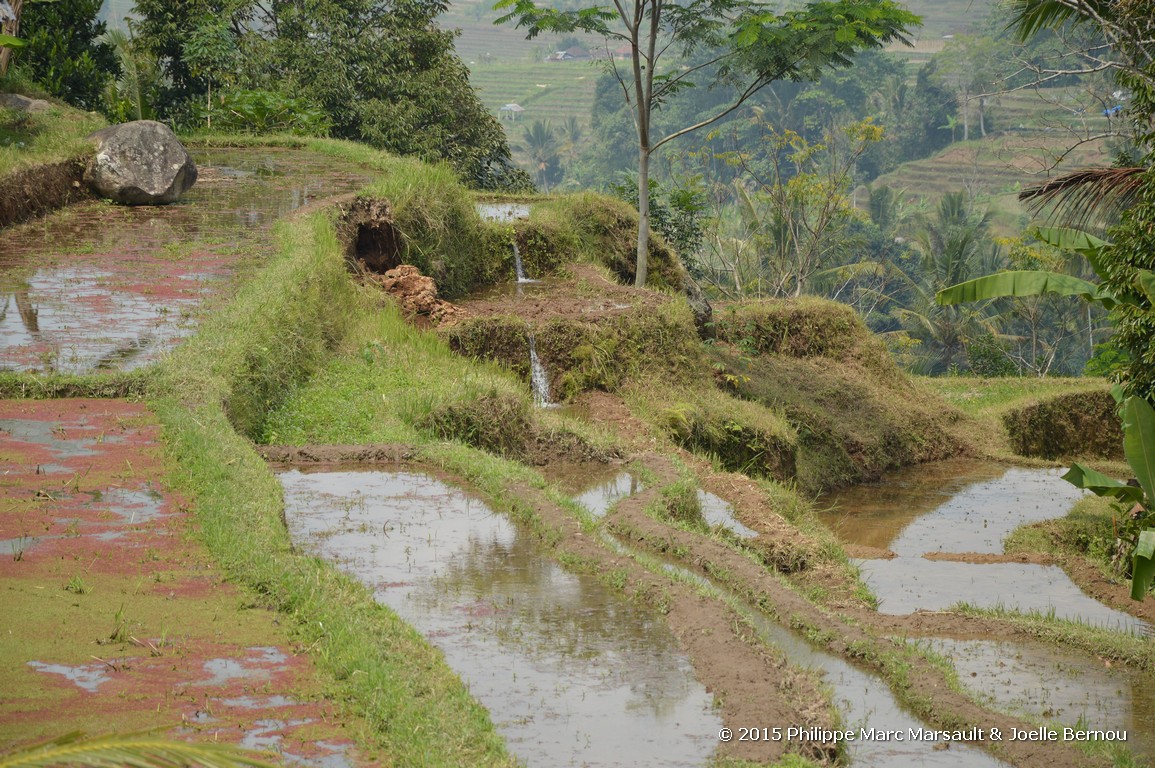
[636,144,650,287]
[0,0,25,78]
[979,97,987,137]
[962,95,970,142]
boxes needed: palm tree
[891,191,1002,373]
[517,119,561,193]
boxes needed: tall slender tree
[494,0,918,286]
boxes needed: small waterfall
[512,242,537,284]
[528,334,553,407]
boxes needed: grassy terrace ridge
[0,90,105,179]
[142,176,522,764]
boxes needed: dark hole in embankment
[337,196,403,273]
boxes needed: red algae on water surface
[0,398,369,766]
[0,149,373,374]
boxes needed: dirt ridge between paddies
[146,212,515,764]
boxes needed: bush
[14,0,117,110]
[192,90,331,136]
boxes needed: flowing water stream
[0,149,372,373]
[527,333,554,407]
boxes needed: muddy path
[0,398,370,764]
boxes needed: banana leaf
[1123,396,1155,506]
[1133,530,1155,600]
[935,270,1116,307]
[1061,463,1145,505]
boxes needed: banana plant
[1061,392,1155,599]
[937,225,1155,599]
[935,226,1155,310]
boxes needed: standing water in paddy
[819,460,1144,631]
[0,149,372,373]
[279,468,720,768]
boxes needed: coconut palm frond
[1004,0,1112,41]
[1019,167,1147,230]
[0,732,279,768]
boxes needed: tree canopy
[495,0,918,285]
[132,0,530,190]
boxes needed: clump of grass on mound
[529,193,687,290]
[716,298,865,359]
[443,302,702,400]
[1006,494,1125,576]
[710,298,963,493]
[638,384,799,482]
[1002,389,1123,460]
[917,375,1122,463]
[0,98,104,178]
[651,477,707,530]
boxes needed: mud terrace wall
[0,158,91,227]
[1003,389,1124,460]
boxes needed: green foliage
[966,332,1018,377]
[13,0,118,110]
[609,176,706,275]
[100,29,161,123]
[1099,172,1155,403]
[1084,337,1129,377]
[191,89,331,136]
[131,0,527,190]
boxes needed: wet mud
[0,398,367,764]
[0,149,372,373]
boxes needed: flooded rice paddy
[819,460,1143,631]
[819,459,1153,760]
[279,468,720,768]
[928,637,1155,756]
[0,149,371,373]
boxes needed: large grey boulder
[84,120,197,205]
